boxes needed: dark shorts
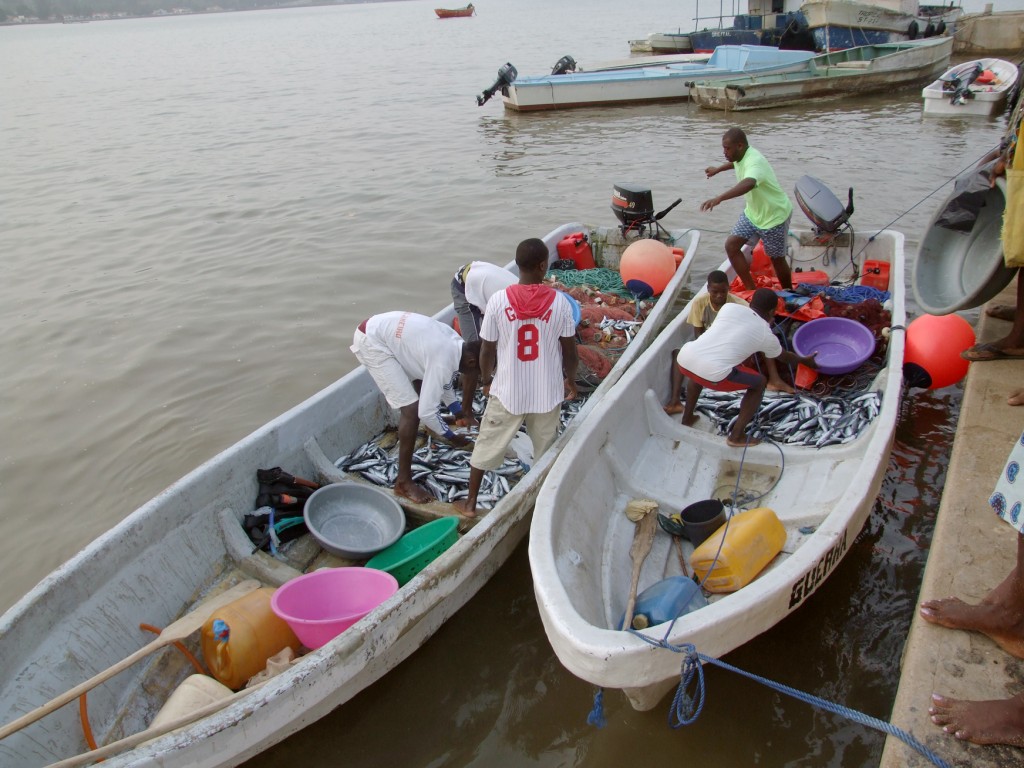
[679,363,762,392]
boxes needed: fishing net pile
[547,267,653,390]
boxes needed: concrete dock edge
[881,284,1024,768]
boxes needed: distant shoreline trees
[0,0,389,23]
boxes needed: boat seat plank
[832,60,872,69]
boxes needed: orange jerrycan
[690,507,786,593]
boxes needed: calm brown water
[0,0,1013,763]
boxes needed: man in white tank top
[454,238,579,518]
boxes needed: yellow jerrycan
[690,507,786,593]
[200,586,301,690]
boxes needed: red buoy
[903,313,975,390]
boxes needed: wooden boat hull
[690,36,952,111]
[529,229,906,711]
[0,223,699,767]
[435,6,473,18]
[922,57,1019,116]
[502,46,816,112]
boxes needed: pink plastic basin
[270,567,399,649]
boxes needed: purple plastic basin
[792,317,876,375]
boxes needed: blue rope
[587,688,607,728]
[799,283,891,303]
[634,641,950,768]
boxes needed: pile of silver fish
[335,394,587,509]
[693,389,882,448]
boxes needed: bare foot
[767,379,795,394]
[681,414,699,427]
[727,435,761,448]
[394,480,433,505]
[452,499,478,519]
[919,571,1024,659]
[986,303,1017,322]
[664,402,684,415]
[1009,389,1024,407]
[930,692,1024,747]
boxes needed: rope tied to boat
[588,636,951,768]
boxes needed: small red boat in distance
[435,3,474,18]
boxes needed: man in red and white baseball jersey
[454,238,579,518]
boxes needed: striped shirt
[481,287,576,415]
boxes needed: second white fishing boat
[530,178,906,711]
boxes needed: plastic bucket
[679,499,727,547]
[270,567,399,649]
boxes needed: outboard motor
[550,55,577,76]
[476,63,518,106]
[611,183,682,238]
[794,175,854,235]
[944,63,983,105]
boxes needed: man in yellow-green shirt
[702,127,793,291]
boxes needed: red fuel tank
[792,269,829,286]
[557,232,596,270]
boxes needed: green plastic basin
[364,516,460,586]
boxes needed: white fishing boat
[0,205,699,767]
[628,31,693,55]
[922,57,1019,117]
[689,35,952,111]
[496,45,816,112]
[529,179,906,711]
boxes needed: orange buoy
[619,239,675,298]
[903,313,975,390]
[976,69,996,85]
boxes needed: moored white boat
[922,57,1019,117]
[530,188,905,711]
[0,216,698,767]
[689,35,952,111]
[499,45,816,112]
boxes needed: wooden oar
[0,579,260,740]
[44,679,269,768]
[621,500,659,631]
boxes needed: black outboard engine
[944,63,982,105]
[550,55,577,75]
[794,175,854,235]
[476,63,518,106]
[611,183,682,238]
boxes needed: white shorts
[470,396,561,471]
[351,330,418,410]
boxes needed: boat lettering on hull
[788,529,848,609]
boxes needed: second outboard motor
[944,63,983,105]
[476,63,518,106]
[794,175,854,235]
[611,183,682,238]
[550,55,577,75]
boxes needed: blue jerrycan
[621,575,708,630]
